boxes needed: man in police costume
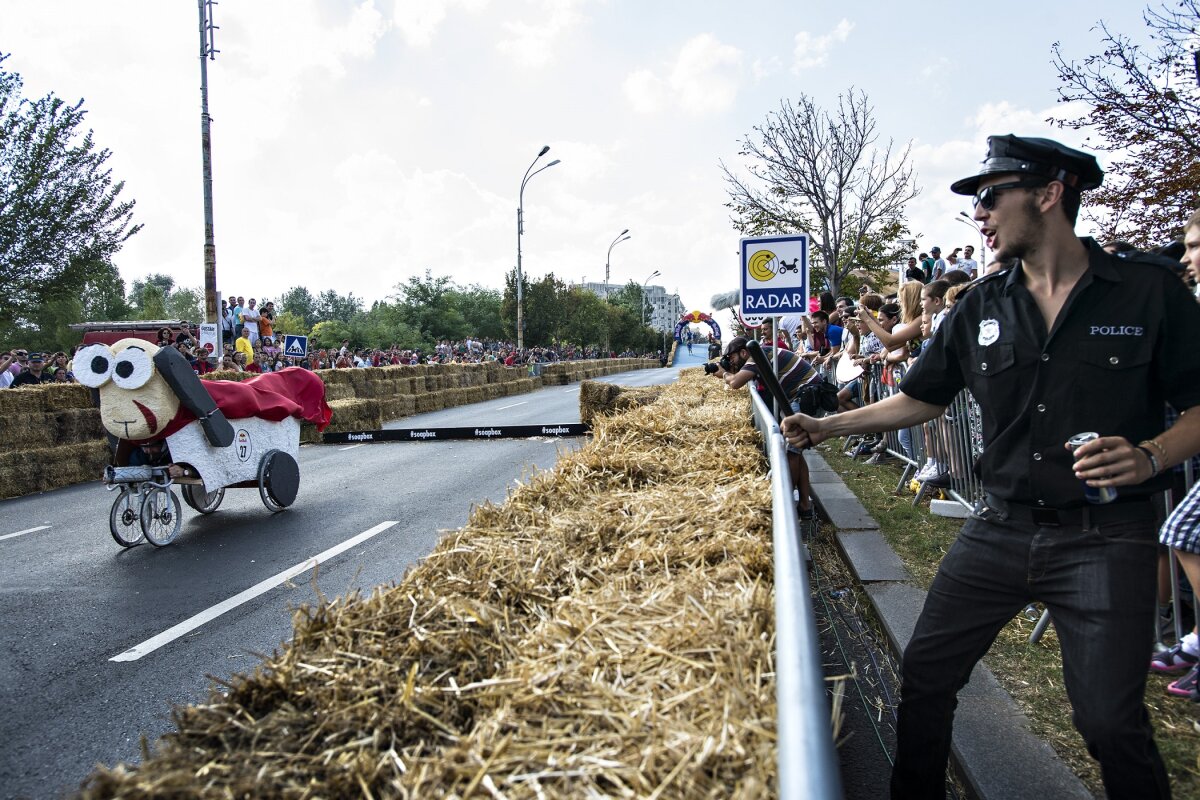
[782,134,1200,799]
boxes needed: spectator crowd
[4,293,666,389]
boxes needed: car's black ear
[153,347,234,447]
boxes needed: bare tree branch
[722,89,919,292]
[1049,2,1200,244]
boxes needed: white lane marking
[110,521,400,662]
[338,443,367,451]
[0,525,50,542]
[563,388,579,393]
[495,401,527,410]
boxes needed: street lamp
[516,145,561,350]
[641,270,661,327]
[956,211,986,271]
[604,229,631,298]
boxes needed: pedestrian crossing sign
[283,334,308,358]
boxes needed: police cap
[950,134,1104,196]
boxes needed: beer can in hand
[1067,432,1119,504]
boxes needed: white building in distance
[574,282,685,333]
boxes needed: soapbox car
[77,338,331,549]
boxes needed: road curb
[805,451,1094,800]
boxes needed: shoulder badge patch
[977,318,1000,346]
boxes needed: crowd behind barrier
[1,329,665,389]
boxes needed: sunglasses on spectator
[972,178,1049,210]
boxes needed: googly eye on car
[111,347,154,390]
[75,344,115,388]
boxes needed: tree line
[276,270,665,353]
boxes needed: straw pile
[79,370,781,799]
[579,380,666,425]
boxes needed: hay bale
[0,387,47,413]
[416,393,443,413]
[43,383,93,411]
[579,380,665,424]
[56,408,106,443]
[0,441,111,500]
[321,383,355,402]
[380,396,416,421]
[78,372,779,798]
[0,412,56,450]
[322,398,381,434]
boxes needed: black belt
[982,494,1154,528]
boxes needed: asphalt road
[0,364,681,800]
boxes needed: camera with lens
[703,362,719,375]
[719,355,733,372]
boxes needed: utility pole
[199,0,220,324]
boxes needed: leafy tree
[165,286,204,322]
[823,217,915,297]
[607,281,652,325]
[138,284,167,320]
[392,271,470,343]
[78,259,131,322]
[272,311,309,337]
[315,289,362,324]
[128,273,175,313]
[279,286,319,327]
[0,53,141,339]
[309,319,351,349]
[447,284,504,341]
[560,287,609,348]
[523,273,568,347]
[1050,1,1200,244]
[722,90,919,293]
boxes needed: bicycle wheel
[109,488,144,547]
[140,487,182,547]
[181,483,224,514]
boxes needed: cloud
[920,56,950,80]
[624,69,664,113]
[624,34,744,116]
[752,56,783,81]
[495,0,588,68]
[390,0,488,48]
[791,18,854,71]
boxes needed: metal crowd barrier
[852,362,985,512]
[749,390,844,800]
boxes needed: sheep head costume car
[77,338,332,450]
[77,339,235,446]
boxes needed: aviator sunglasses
[972,178,1050,210]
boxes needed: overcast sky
[6,0,1150,329]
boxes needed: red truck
[68,320,198,347]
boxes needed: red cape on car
[147,368,332,443]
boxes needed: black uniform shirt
[901,238,1200,507]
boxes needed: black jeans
[890,512,1170,800]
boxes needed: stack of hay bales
[79,370,780,798]
[540,357,657,386]
[0,384,110,499]
[578,379,666,424]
